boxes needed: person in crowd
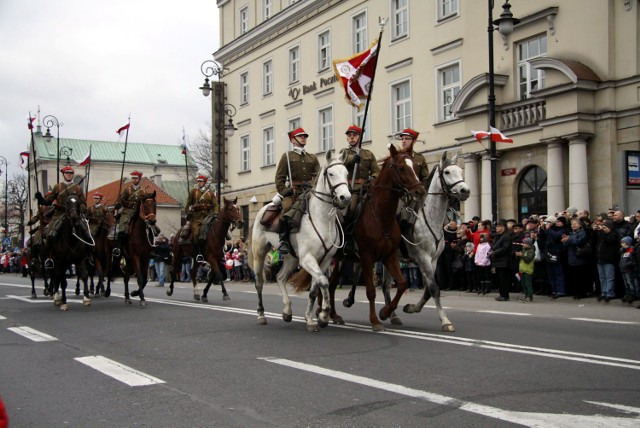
[339,125,380,254]
[185,175,217,262]
[272,127,320,255]
[561,218,591,299]
[541,215,568,299]
[232,248,243,281]
[181,254,192,283]
[517,237,535,302]
[490,219,512,301]
[153,234,171,287]
[619,236,637,304]
[453,228,469,291]
[436,219,458,291]
[510,222,526,291]
[461,241,477,293]
[474,233,492,295]
[594,219,619,302]
[464,219,492,252]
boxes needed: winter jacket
[518,246,535,275]
[474,242,492,267]
[619,246,636,273]
[490,231,512,268]
[563,228,588,266]
[595,230,620,264]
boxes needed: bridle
[66,195,95,247]
[138,196,158,246]
[310,160,350,207]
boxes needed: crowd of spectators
[0,249,28,276]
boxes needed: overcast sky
[0,0,219,179]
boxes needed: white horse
[382,151,470,331]
[249,150,351,332]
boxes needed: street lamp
[488,0,519,224]
[199,60,237,206]
[43,115,61,185]
[0,156,8,243]
[60,146,73,166]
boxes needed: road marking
[8,326,58,342]
[478,310,531,316]
[570,317,638,325]
[585,401,640,415]
[0,315,6,320]
[261,357,640,426]
[75,356,165,387]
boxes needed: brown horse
[26,206,52,299]
[167,197,243,302]
[303,145,425,331]
[115,191,158,306]
[85,210,116,297]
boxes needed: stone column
[546,140,565,215]
[566,134,591,213]
[463,154,481,221]
[481,152,492,221]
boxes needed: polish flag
[181,143,187,155]
[471,130,490,144]
[27,116,36,130]
[20,151,30,169]
[116,123,130,140]
[489,126,513,143]
[74,150,91,166]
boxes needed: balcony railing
[498,98,546,130]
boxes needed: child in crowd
[462,242,477,293]
[517,237,536,302]
[619,236,637,304]
[474,233,492,294]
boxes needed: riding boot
[113,233,127,258]
[195,240,204,263]
[278,218,291,255]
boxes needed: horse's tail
[289,269,312,294]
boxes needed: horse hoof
[223,295,230,301]
[283,313,293,323]
[442,324,455,332]
[125,298,132,305]
[139,300,147,308]
[307,323,320,333]
[257,316,267,325]
[379,307,389,321]
[131,290,140,297]
[390,317,403,326]
[331,316,345,325]
[83,297,91,307]
[166,289,173,297]
[403,304,419,314]
[193,294,200,301]
[60,304,69,311]
[104,290,110,298]
[372,323,385,332]
[342,299,353,308]
[75,289,80,296]
[318,319,329,329]
[31,293,37,300]
[201,296,208,303]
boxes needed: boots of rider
[195,239,205,263]
[113,232,127,258]
[278,218,291,255]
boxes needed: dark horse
[167,197,243,302]
[46,194,94,311]
[113,192,158,306]
[85,210,116,297]
[302,145,425,331]
[26,206,51,299]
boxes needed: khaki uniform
[340,146,380,217]
[87,203,106,237]
[185,186,217,241]
[43,182,86,240]
[275,149,320,216]
[408,150,430,186]
[115,184,146,235]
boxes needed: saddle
[259,203,283,230]
[179,223,192,244]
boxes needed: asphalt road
[1,273,639,427]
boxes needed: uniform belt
[353,178,367,184]
[291,180,305,186]
[124,202,137,208]
[193,204,213,211]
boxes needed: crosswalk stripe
[75,356,165,387]
[8,326,58,342]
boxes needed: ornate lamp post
[43,115,62,185]
[60,146,74,166]
[200,60,237,206]
[488,1,519,224]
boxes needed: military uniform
[39,180,86,241]
[340,146,380,216]
[408,151,429,186]
[186,185,218,239]
[87,198,106,237]
[112,171,146,257]
[398,128,430,232]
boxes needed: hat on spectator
[556,216,568,227]
[496,218,507,227]
[566,207,578,215]
[523,237,533,246]
[603,219,614,229]
[546,215,557,223]
[514,223,524,229]
[621,236,633,246]
[130,170,143,178]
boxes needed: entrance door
[518,166,547,220]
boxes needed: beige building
[212,0,640,228]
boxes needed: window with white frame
[518,34,547,99]
[263,0,272,20]
[318,106,334,152]
[391,80,412,133]
[391,0,408,40]
[437,62,460,121]
[240,71,249,105]
[240,134,250,172]
[289,46,300,84]
[240,6,249,35]
[437,0,459,21]
[352,12,367,53]
[263,126,275,166]
[263,60,273,96]
[354,110,371,142]
[318,30,331,72]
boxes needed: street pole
[43,115,61,185]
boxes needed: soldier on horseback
[340,125,380,255]
[185,174,218,262]
[112,170,146,258]
[272,127,320,255]
[35,166,87,268]
[87,192,106,237]
[397,128,429,232]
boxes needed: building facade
[212,0,640,229]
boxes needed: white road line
[478,310,531,316]
[8,326,58,342]
[75,356,165,387]
[261,357,640,427]
[0,315,6,320]
[569,317,638,325]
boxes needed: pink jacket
[474,242,492,267]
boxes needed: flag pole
[85,145,92,194]
[117,115,131,196]
[351,17,387,188]
[182,127,190,195]
[28,112,40,195]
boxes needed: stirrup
[196,254,205,263]
[278,242,290,255]
[44,258,54,270]
[112,248,121,258]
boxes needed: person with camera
[272,128,320,255]
[489,219,513,301]
[561,217,590,298]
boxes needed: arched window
[517,166,547,220]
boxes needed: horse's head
[384,144,426,202]
[139,191,157,225]
[65,194,83,222]
[436,152,470,201]
[220,197,243,230]
[317,150,351,209]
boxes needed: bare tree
[191,127,214,178]
[2,172,28,247]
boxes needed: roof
[87,177,179,207]
[32,132,196,167]
[161,180,191,207]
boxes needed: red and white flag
[471,127,513,144]
[471,130,490,144]
[74,150,91,166]
[116,123,130,140]
[20,151,30,169]
[333,39,379,109]
[27,116,35,130]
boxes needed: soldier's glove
[35,191,44,204]
[282,188,294,197]
[114,202,123,210]
[353,153,361,164]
